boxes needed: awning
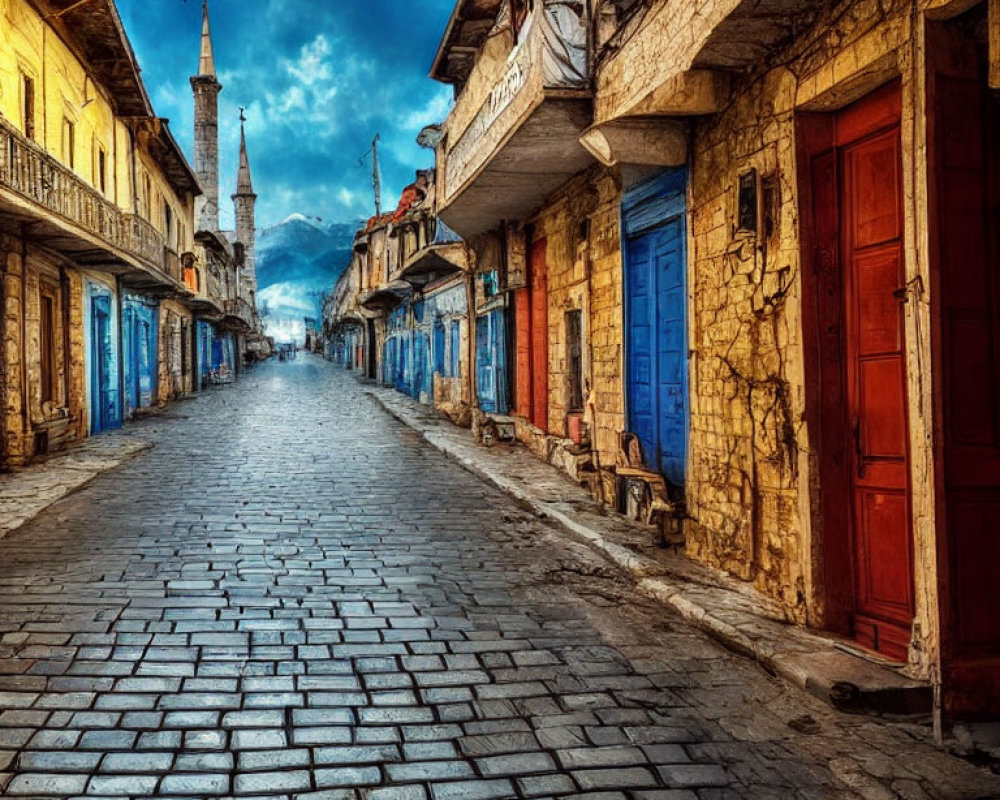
[399,242,469,289]
[359,280,412,312]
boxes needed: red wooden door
[840,91,914,660]
[529,239,549,431]
[514,288,532,417]
[930,19,1000,717]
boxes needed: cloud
[117,0,456,228]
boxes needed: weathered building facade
[385,0,999,722]
[325,169,474,425]
[0,0,200,459]
[0,0,266,468]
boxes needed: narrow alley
[0,357,993,800]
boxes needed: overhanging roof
[400,242,468,288]
[359,281,412,312]
[132,118,203,197]
[431,0,503,85]
[30,0,153,118]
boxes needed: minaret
[191,0,221,231]
[233,110,257,298]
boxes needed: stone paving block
[174,752,235,771]
[429,778,517,800]
[313,745,401,765]
[238,748,311,771]
[79,730,139,750]
[160,772,230,795]
[234,769,312,794]
[556,745,649,769]
[476,752,557,777]
[516,773,577,797]
[387,760,476,782]
[86,773,159,795]
[99,752,174,773]
[365,785,428,800]
[572,767,659,789]
[313,766,381,788]
[16,750,101,772]
[5,771,90,795]
[657,764,731,788]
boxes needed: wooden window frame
[39,287,58,404]
[62,116,75,170]
[21,72,36,141]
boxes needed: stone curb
[0,439,154,541]
[368,387,932,718]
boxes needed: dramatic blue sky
[117,0,455,229]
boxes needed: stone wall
[159,299,194,403]
[684,0,920,629]
[0,236,86,467]
[524,167,625,489]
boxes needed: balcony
[0,114,176,285]
[437,0,593,237]
[396,220,468,289]
[359,280,412,313]
[588,0,812,160]
[224,297,256,331]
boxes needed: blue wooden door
[476,310,509,414]
[413,332,428,401]
[434,320,446,376]
[90,292,120,434]
[624,169,688,485]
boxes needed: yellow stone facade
[0,0,205,466]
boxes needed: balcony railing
[225,297,256,328]
[0,114,169,279]
[164,248,181,283]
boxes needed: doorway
[802,81,914,660]
[623,169,688,487]
[89,290,120,435]
[928,12,1000,717]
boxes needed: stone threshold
[365,379,932,719]
[0,432,154,541]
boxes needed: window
[164,201,174,246]
[565,309,584,411]
[96,144,107,195]
[61,117,75,169]
[40,293,56,403]
[21,74,35,140]
[144,175,152,220]
[450,320,461,378]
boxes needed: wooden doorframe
[798,79,909,638]
[925,13,1000,718]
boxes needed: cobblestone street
[0,357,994,800]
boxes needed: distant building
[324,166,473,426]
[190,1,269,385]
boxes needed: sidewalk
[0,430,153,540]
[366,380,932,719]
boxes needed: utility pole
[372,134,382,217]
